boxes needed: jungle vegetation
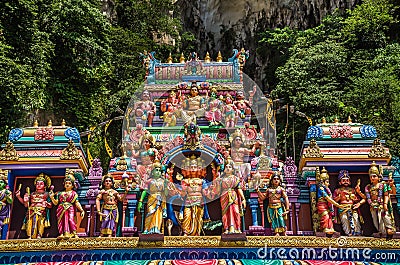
[0,0,399,167]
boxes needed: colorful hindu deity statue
[138,161,167,234]
[315,167,343,235]
[96,174,129,237]
[161,90,181,127]
[0,170,12,234]
[365,161,396,237]
[333,170,365,236]
[222,94,238,128]
[216,158,246,234]
[181,82,206,122]
[205,86,222,126]
[257,172,290,236]
[15,173,52,239]
[133,90,156,127]
[234,90,252,119]
[184,122,201,150]
[173,156,212,236]
[49,170,85,239]
[229,129,251,186]
[133,133,158,182]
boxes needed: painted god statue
[333,170,365,236]
[205,87,222,126]
[315,167,343,235]
[134,90,156,127]
[133,133,158,182]
[173,156,212,236]
[229,129,251,186]
[365,161,396,237]
[15,173,52,239]
[223,94,238,128]
[161,90,181,127]
[181,82,206,122]
[234,90,252,119]
[0,170,12,234]
[49,170,85,239]
[215,158,246,234]
[138,161,167,234]
[257,172,289,236]
[96,174,129,237]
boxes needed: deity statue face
[271,175,281,187]
[143,139,152,149]
[64,180,73,191]
[339,177,351,187]
[226,96,233,104]
[103,177,114,189]
[369,173,379,185]
[142,91,151,101]
[0,179,6,190]
[224,163,234,175]
[323,179,330,187]
[233,137,243,148]
[236,91,245,100]
[151,167,162,179]
[35,180,45,192]
[190,86,199,97]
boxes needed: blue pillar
[249,197,259,226]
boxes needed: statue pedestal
[139,233,164,242]
[221,233,247,241]
[247,225,266,236]
[122,227,137,237]
[316,231,340,238]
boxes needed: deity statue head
[189,82,199,97]
[269,171,283,188]
[141,90,151,101]
[64,170,76,191]
[210,87,218,99]
[223,157,235,176]
[316,167,330,187]
[368,161,381,184]
[151,161,163,179]
[236,90,245,100]
[101,174,115,190]
[34,173,51,191]
[226,94,233,104]
[338,169,351,187]
[140,133,155,149]
[230,129,244,148]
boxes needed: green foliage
[261,0,400,159]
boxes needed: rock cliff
[175,0,360,88]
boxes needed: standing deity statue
[15,173,52,239]
[133,90,156,127]
[49,171,85,239]
[138,161,168,234]
[223,94,238,128]
[215,158,246,234]
[0,170,12,234]
[333,170,365,236]
[96,174,129,237]
[257,172,290,236]
[229,130,251,186]
[172,157,212,236]
[315,167,344,235]
[205,87,222,126]
[234,90,252,119]
[365,161,396,237]
[134,133,158,183]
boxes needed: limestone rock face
[176,0,360,85]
